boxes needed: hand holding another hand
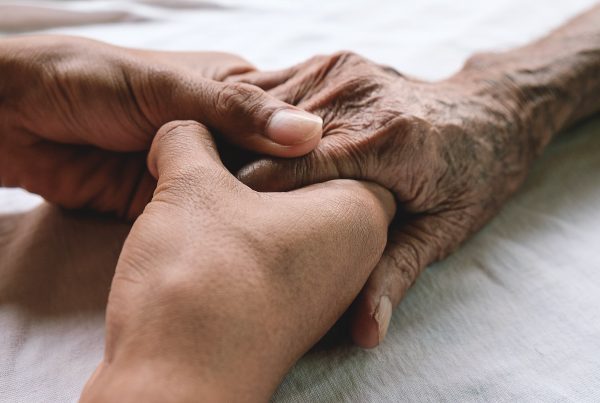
[81,121,395,402]
[0,36,323,218]
[234,51,541,347]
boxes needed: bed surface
[1,1,599,401]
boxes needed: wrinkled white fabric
[1,1,599,401]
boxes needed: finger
[225,66,299,91]
[237,138,364,192]
[350,213,460,348]
[226,57,328,106]
[164,76,323,158]
[226,55,330,105]
[0,134,154,220]
[238,155,329,192]
[147,120,236,190]
[141,50,256,81]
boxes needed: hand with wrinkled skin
[80,121,395,402]
[0,35,323,219]
[233,5,600,348]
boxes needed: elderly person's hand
[233,6,600,347]
[80,121,395,402]
[0,35,323,218]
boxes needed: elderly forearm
[458,4,600,156]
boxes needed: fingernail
[266,109,323,146]
[374,296,392,344]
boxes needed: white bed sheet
[1,0,599,401]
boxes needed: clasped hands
[0,34,549,401]
[0,36,399,401]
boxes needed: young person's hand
[0,36,322,218]
[81,121,395,402]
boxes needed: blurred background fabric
[1,1,599,402]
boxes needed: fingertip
[350,293,381,349]
[212,81,322,157]
[147,120,215,180]
[237,155,317,192]
[265,108,323,148]
[248,127,321,158]
[351,293,393,349]
[375,296,393,344]
[282,131,322,157]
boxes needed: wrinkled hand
[0,36,323,218]
[234,52,534,347]
[81,121,394,402]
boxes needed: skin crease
[0,35,322,219]
[0,5,598,401]
[232,5,600,347]
[79,121,396,402]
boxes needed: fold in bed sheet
[1,1,599,401]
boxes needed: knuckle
[156,120,207,140]
[377,63,405,78]
[310,52,384,103]
[284,152,327,190]
[303,51,362,80]
[463,51,499,71]
[215,82,264,117]
[155,120,208,153]
[388,241,423,286]
[291,158,313,187]
[330,50,363,64]
[319,51,355,74]
[326,51,372,75]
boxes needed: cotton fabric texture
[1,0,599,401]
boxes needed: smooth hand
[80,121,395,402]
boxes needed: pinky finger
[351,212,466,348]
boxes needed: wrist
[100,252,284,402]
[81,359,231,403]
[455,54,556,159]
[453,8,600,156]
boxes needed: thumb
[147,120,237,192]
[237,139,363,192]
[163,76,323,158]
[225,65,299,91]
[350,212,462,348]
